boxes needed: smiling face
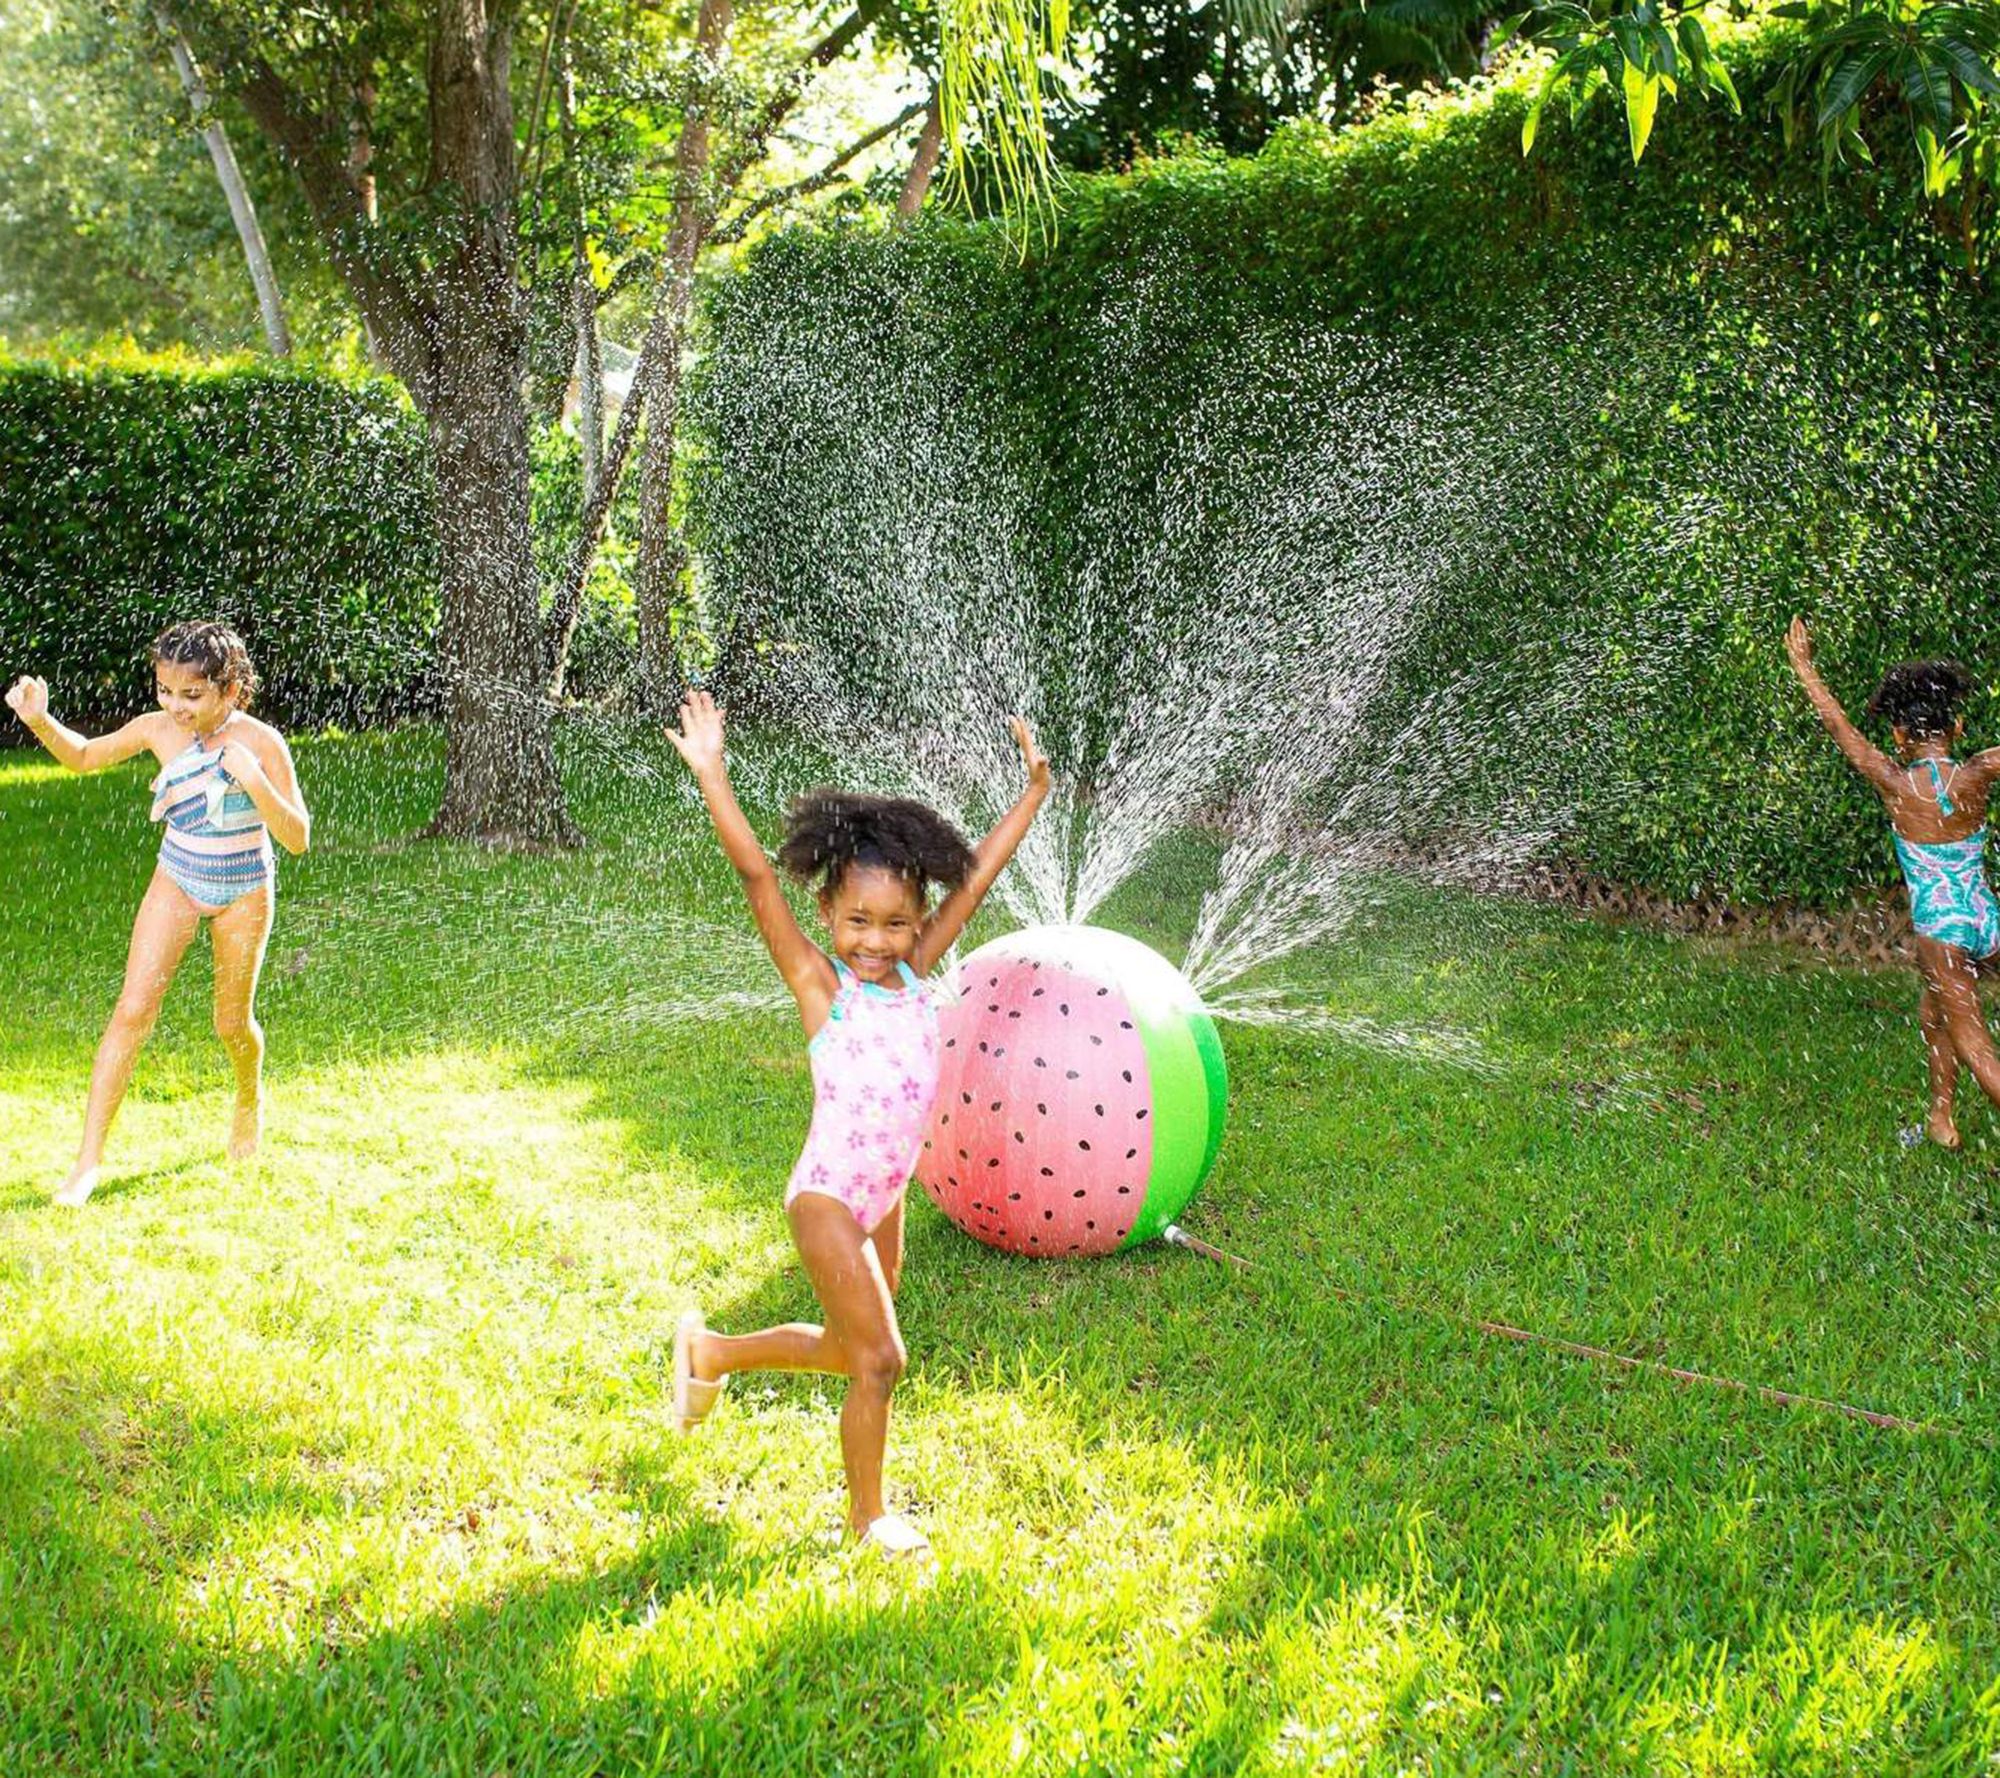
[820,863,927,984]
[154,655,239,738]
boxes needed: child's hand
[1010,716,1050,793]
[218,739,264,787]
[667,689,727,777]
[5,675,48,726]
[1785,617,1814,669]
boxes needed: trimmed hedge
[688,29,2000,908]
[0,357,438,730]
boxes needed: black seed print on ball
[962,1092,972,1104]
[1096,987,1109,997]
[1008,1191,1022,1201]
[1078,1139,1091,1151]
[1117,1185,1132,1194]
[1037,1103,1047,1115]
[1125,1148,1137,1160]
[1043,1210,1054,1221]
[1072,1189,1087,1199]
[1065,1069,1081,1080]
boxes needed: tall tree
[154,6,292,355]
[541,0,1049,698]
[166,0,577,843]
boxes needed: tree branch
[709,97,928,244]
[235,55,437,394]
[711,4,869,199]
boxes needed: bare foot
[53,1164,101,1208]
[1928,1108,1963,1151]
[228,1094,262,1162]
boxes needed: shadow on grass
[0,1330,1019,1774]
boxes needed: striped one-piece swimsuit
[149,722,274,911]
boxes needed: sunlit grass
[1,726,1997,1773]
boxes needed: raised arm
[5,676,160,773]
[1784,619,1900,794]
[667,691,834,1011]
[220,727,311,855]
[914,717,1051,975]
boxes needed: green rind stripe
[1188,1008,1229,1187]
[1119,974,1225,1250]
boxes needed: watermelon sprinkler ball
[916,926,1227,1258]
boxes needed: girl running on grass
[665,689,1049,1556]
[1787,616,2000,1149]
[5,622,310,1204]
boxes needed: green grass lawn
[1,727,1996,1776]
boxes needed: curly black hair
[152,619,259,708]
[1868,659,1977,742]
[777,790,976,901]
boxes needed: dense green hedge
[0,357,438,729]
[688,28,2000,908]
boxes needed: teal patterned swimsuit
[1891,757,2000,959]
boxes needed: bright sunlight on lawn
[2,730,1996,1774]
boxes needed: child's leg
[1917,937,2000,1125]
[1919,975,1962,1148]
[695,1192,906,1532]
[209,885,274,1161]
[871,1195,906,1298]
[62,873,202,1203]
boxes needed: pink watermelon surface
[916,927,1226,1258]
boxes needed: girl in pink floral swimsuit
[666,690,1050,1556]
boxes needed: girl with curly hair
[6,621,311,1203]
[665,689,1049,1555]
[1787,616,2000,1149]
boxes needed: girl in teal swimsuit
[1787,618,2000,1149]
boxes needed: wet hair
[1867,659,1976,741]
[777,790,976,902]
[152,620,258,708]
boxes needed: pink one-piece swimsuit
[785,957,942,1234]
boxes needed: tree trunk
[549,0,731,700]
[896,90,942,221]
[425,331,578,845]
[421,0,578,845]
[632,0,733,709]
[155,7,291,356]
[560,50,603,513]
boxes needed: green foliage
[0,355,437,728]
[691,28,2000,908]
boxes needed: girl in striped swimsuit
[1787,618,2000,1150]
[666,690,1049,1556]
[6,622,311,1204]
